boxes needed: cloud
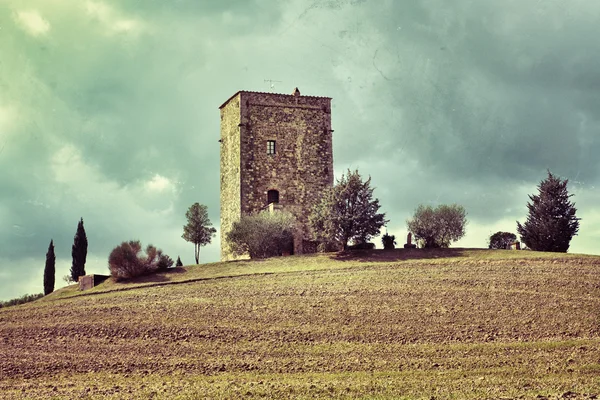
[0,257,74,300]
[0,104,18,155]
[50,143,179,216]
[0,104,16,130]
[1,0,599,301]
[145,174,175,193]
[13,10,50,37]
[85,1,144,36]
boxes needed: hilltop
[1,249,599,399]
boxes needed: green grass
[1,248,599,399]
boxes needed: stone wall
[219,90,333,260]
[219,95,242,260]
[78,274,110,291]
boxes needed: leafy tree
[176,256,183,267]
[70,218,88,282]
[108,240,174,281]
[182,203,217,264]
[488,231,517,249]
[407,204,467,248]
[517,171,580,252]
[226,211,295,259]
[309,169,387,250]
[43,240,56,295]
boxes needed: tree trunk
[195,244,199,264]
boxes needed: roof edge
[218,90,332,109]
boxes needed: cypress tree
[70,218,88,282]
[43,240,56,295]
[517,171,580,252]
[176,256,183,267]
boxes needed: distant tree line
[0,293,44,309]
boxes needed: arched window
[267,189,279,205]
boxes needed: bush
[316,241,342,253]
[226,211,295,259]
[381,233,396,250]
[488,231,517,249]
[347,242,375,250]
[108,240,174,281]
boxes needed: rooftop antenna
[264,79,282,91]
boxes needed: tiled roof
[218,90,332,109]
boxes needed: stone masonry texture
[219,89,333,260]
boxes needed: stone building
[219,88,334,260]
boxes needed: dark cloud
[1,0,599,300]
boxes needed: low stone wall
[78,274,110,291]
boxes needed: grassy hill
[1,249,599,399]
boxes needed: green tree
[70,218,88,282]
[517,171,580,252]
[488,231,517,249]
[43,239,56,295]
[407,204,467,248]
[226,211,295,259]
[182,203,217,264]
[175,256,183,267]
[309,169,387,250]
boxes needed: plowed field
[1,249,599,399]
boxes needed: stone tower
[219,88,334,260]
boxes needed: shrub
[108,240,174,281]
[316,241,342,253]
[176,256,183,267]
[347,242,375,250]
[226,211,295,259]
[488,231,517,249]
[381,233,396,250]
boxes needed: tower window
[267,140,276,155]
[267,189,279,205]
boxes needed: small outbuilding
[78,274,110,291]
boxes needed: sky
[1,0,599,300]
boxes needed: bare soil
[1,250,599,399]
